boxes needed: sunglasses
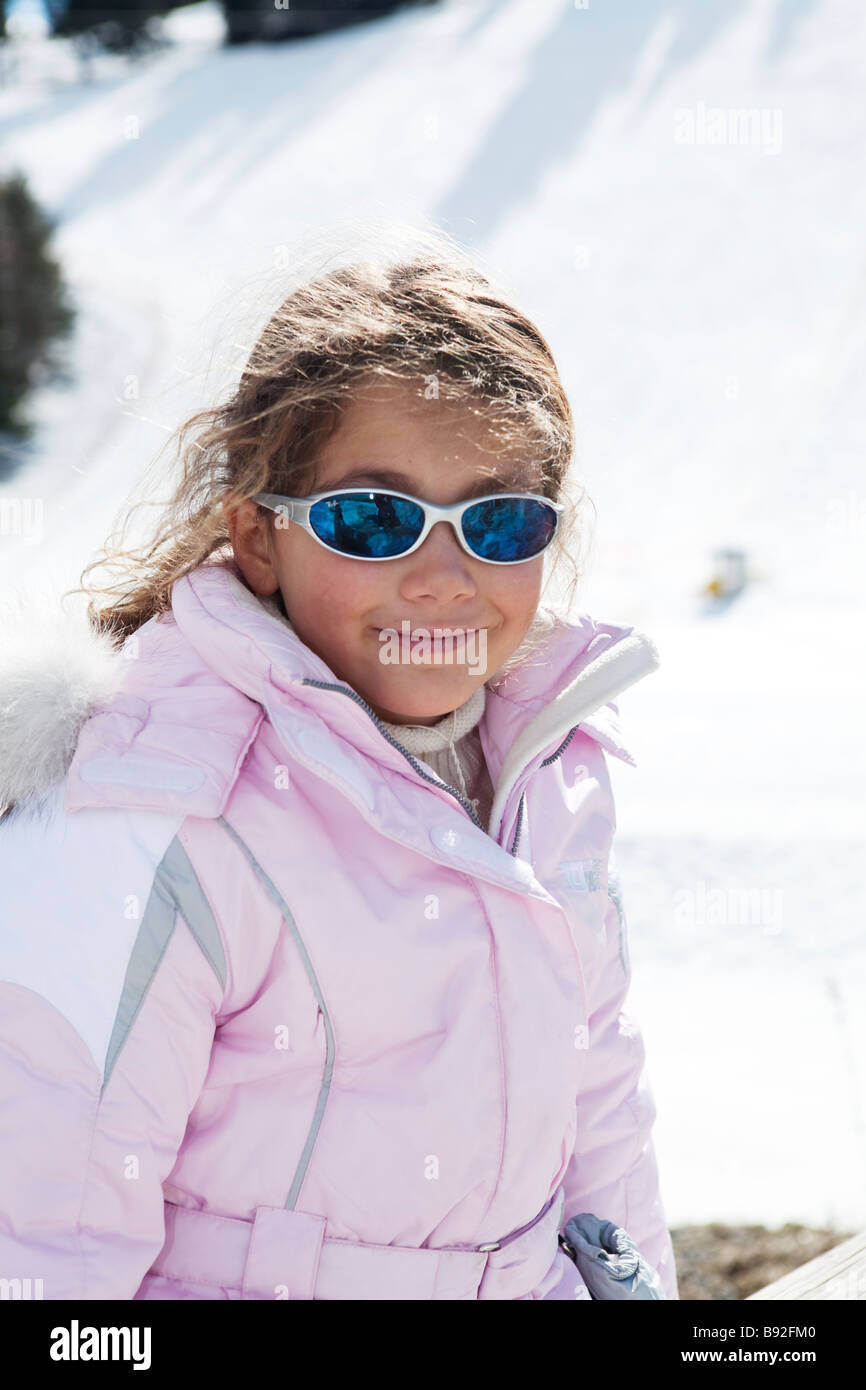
[253,487,564,565]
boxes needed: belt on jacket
[146,1186,567,1300]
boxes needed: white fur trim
[0,591,127,817]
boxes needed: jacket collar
[483,622,659,841]
[0,559,660,825]
[168,560,660,827]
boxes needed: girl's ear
[223,495,281,596]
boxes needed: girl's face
[228,382,547,726]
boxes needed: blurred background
[1,0,864,1299]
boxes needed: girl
[0,246,677,1301]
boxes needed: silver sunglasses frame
[253,487,565,565]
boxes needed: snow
[1,0,864,1230]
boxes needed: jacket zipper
[301,678,486,832]
[507,725,579,857]
[301,678,579,859]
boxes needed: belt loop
[242,1207,326,1300]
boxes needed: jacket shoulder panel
[0,778,200,1080]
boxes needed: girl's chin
[364,676,476,721]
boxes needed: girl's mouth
[373,626,483,637]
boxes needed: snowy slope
[1,0,864,1229]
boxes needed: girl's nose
[416,519,474,564]
[398,521,479,595]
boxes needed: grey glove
[559,1213,666,1300]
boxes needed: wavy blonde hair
[67,230,594,657]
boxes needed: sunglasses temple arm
[257,493,302,522]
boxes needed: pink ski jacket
[0,557,678,1300]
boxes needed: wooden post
[747,1230,866,1300]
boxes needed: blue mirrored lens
[309,492,425,558]
[462,497,557,561]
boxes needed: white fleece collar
[486,628,660,839]
[378,682,488,754]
